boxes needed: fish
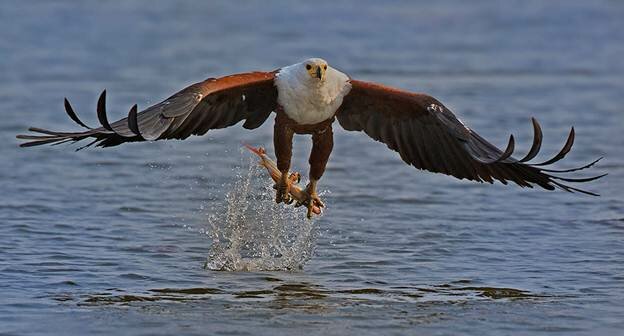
[244,144,322,216]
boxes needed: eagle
[17,58,604,218]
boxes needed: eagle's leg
[301,125,333,218]
[274,118,295,204]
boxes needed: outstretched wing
[17,71,278,149]
[336,80,605,195]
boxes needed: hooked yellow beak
[306,64,326,80]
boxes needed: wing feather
[336,80,604,195]
[18,71,278,148]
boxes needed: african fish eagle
[17,58,604,218]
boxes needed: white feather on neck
[275,60,351,125]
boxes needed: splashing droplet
[203,156,317,271]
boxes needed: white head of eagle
[275,58,352,125]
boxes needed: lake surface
[1,1,623,335]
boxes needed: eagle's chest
[277,88,341,125]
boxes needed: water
[204,158,317,272]
[1,1,623,335]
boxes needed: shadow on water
[58,279,550,311]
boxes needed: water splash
[203,155,317,272]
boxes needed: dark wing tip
[495,134,515,162]
[540,157,603,173]
[535,127,575,166]
[75,138,101,151]
[64,98,92,129]
[19,138,65,147]
[97,90,114,132]
[127,104,140,136]
[550,172,607,183]
[519,117,543,162]
[551,179,602,196]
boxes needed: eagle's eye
[324,65,327,70]
[306,64,312,70]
